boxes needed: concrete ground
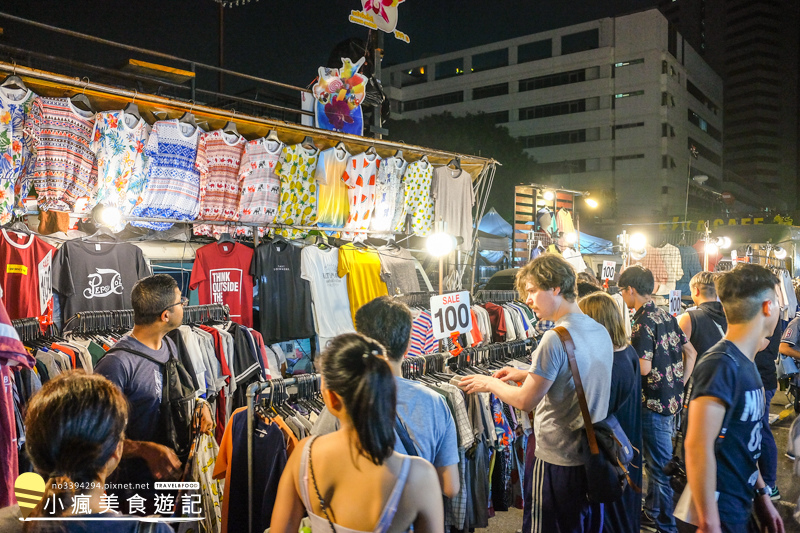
[478,391,800,533]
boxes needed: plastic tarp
[478,207,513,238]
[477,207,512,262]
[579,232,614,254]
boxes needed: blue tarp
[579,232,614,254]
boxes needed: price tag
[601,260,616,281]
[430,291,473,340]
[669,290,682,316]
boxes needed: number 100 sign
[430,291,473,340]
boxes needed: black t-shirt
[52,240,151,320]
[609,345,643,486]
[755,322,781,391]
[251,240,314,344]
[689,340,765,524]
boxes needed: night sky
[2,0,660,89]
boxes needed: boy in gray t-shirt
[460,253,612,533]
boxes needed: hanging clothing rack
[61,303,230,333]
[474,289,520,304]
[394,291,441,308]
[11,317,58,342]
[244,374,321,533]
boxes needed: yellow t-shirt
[337,243,389,321]
[315,147,350,227]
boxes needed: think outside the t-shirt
[190,241,254,327]
[688,339,765,525]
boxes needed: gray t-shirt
[530,312,613,466]
[311,376,459,468]
[432,167,474,251]
[378,247,421,297]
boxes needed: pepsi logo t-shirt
[189,241,254,327]
[52,240,151,320]
[688,339,765,524]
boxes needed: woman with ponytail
[271,333,444,533]
[0,371,172,533]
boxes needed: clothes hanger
[1,62,27,92]
[419,154,429,168]
[266,129,281,142]
[365,145,377,157]
[447,157,462,171]
[394,149,404,160]
[70,78,95,113]
[123,90,142,122]
[217,232,235,244]
[301,136,317,152]
[82,226,118,242]
[179,102,199,128]
[222,110,242,139]
[3,220,33,237]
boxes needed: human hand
[458,374,499,395]
[754,494,785,533]
[200,402,214,435]
[493,367,528,384]
[140,442,182,481]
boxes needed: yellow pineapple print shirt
[274,143,319,238]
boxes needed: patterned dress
[131,120,202,230]
[236,137,284,237]
[0,87,37,224]
[394,159,434,237]
[274,143,318,239]
[90,110,150,219]
[28,97,98,212]
[193,130,246,238]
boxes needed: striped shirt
[131,120,202,230]
[194,130,247,238]
[408,310,437,357]
[28,97,98,211]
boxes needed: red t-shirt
[190,242,254,327]
[0,229,57,321]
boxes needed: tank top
[299,437,411,533]
[688,305,726,359]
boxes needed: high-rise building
[383,9,725,224]
[659,0,800,210]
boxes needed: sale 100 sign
[430,291,473,340]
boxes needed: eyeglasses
[160,296,189,315]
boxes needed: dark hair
[515,253,578,302]
[577,274,603,298]
[355,296,413,362]
[716,264,779,324]
[690,271,718,298]
[24,371,128,526]
[132,274,179,325]
[321,333,396,465]
[617,265,655,296]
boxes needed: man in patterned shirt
[618,265,696,533]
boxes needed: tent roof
[478,207,513,238]
[579,232,614,254]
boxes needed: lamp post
[684,145,699,229]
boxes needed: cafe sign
[661,216,766,231]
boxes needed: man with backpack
[682,264,784,533]
[95,274,211,489]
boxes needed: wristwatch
[754,486,770,498]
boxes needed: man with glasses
[618,265,696,533]
[95,274,194,487]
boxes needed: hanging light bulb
[774,246,787,260]
[630,233,647,253]
[542,190,555,201]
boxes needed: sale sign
[430,291,473,340]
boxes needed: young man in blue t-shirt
[684,264,784,533]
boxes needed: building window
[435,58,464,80]
[533,159,587,175]
[561,28,600,55]
[662,155,677,169]
[472,83,509,100]
[615,122,645,129]
[668,24,678,58]
[402,91,464,112]
[482,110,510,124]
[472,49,509,72]
[687,79,720,114]
[614,58,644,68]
[615,90,644,99]
[519,69,586,92]
[688,109,722,141]
[521,129,587,148]
[518,39,553,63]
[688,137,722,166]
[519,99,586,120]
[615,154,645,161]
[661,123,676,137]
[398,66,427,87]
[661,91,676,107]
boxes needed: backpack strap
[395,416,419,457]
[104,341,175,367]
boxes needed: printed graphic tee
[300,246,354,337]
[274,144,318,239]
[343,152,381,235]
[0,86,38,224]
[394,160,434,237]
[52,240,151,319]
[190,241,254,328]
[0,229,57,320]
[238,138,284,226]
[194,130,247,238]
[251,240,314,344]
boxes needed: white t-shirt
[300,246,356,337]
[529,312,613,466]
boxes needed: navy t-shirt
[689,340,765,524]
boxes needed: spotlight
[542,190,555,201]
[565,231,578,244]
[585,198,599,209]
[426,232,456,257]
[92,205,123,229]
[705,242,718,255]
[713,236,732,249]
[630,233,647,253]
[774,246,787,260]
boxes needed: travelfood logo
[15,472,45,517]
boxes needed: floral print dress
[0,87,37,224]
[394,159,434,237]
[274,143,318,238]
[90,110,150,220]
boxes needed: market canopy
[579,232,614,254]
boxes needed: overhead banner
[349,0,410,43]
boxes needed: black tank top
[688,306,726,359]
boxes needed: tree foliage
[386,112,537,222]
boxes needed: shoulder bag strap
[395,416,419,457]
[553,326,599,455]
